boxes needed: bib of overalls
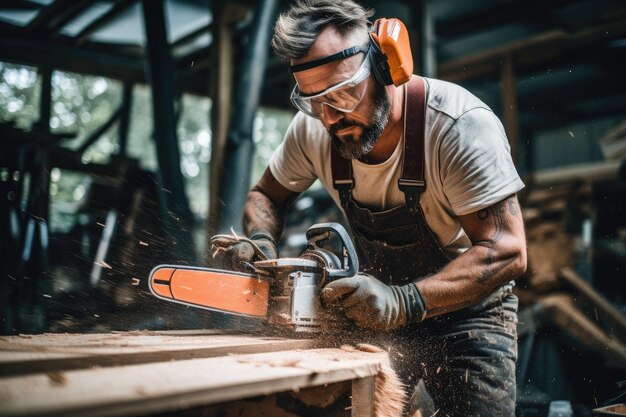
[331,76,449,285]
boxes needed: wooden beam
[439,19,626,82]
[207,3,248,236]
[530,160,624,187]
[539,295,626,369]
[435,0,571,40]
[500,53,519,166]
[0,346,385,417]
[560,268,626,344]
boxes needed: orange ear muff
[369,18,413,87]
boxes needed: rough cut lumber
[0,347,386,417]
[560,268,626,344]
[0,330,328,376]
[530,160,623,187]
[538,295,626,369]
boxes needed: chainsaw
[149,222,359,332]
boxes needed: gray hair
[271,0,374,61]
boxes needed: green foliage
[0,62,41,130]
[1,61,295,232]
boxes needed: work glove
[321,273,427,331]
[212,231,279,272]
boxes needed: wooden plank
[560,268,626,344]
[500,53,519,167]
[0,330,327,376]
[539,295,626,369]
[0,347,386,417]
[530,160,623,187]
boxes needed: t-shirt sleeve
[269,112,319,193]
[439,107,525,216]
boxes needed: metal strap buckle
[397,178,425,213]
[333,179,354,209]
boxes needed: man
[223,0,526,415]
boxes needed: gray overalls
[331,76,519,417]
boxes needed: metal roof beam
[25,0,90,37]
[1,0,43,10]
[172,23,211,49]
[74,0,138,46]
[0,36,145,81]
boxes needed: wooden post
[208,3,244,236]
[352,376,376,417]
[500,53,520,167]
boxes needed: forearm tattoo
[477,195,518,284]
[244,192,282,238]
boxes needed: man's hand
[321,273,427,331]
[217,234,278,272]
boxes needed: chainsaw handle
[305,222,359,278]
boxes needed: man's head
[272,0,391,160]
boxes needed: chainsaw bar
[149,265,270,318]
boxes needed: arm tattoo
[245,192,282,238]
[507,198,519,216]
[477,196,515,284]
[251,193,279,223]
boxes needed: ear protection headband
[368,18,414,87]
[289,17,413,87]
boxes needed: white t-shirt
[269,77,525,258]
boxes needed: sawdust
[373,357,407,417]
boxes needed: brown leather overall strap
[399,76,427,213]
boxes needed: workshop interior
[1,0,626,416]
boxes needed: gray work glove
[213,232,279,272]
[321,273,427,331]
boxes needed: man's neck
[359,84,405,165]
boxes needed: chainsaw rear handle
[305,222,359,278]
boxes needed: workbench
[0,330,389,417]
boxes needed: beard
[329,80,390,160]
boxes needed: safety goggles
[290,48,371,119]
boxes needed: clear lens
[290,53,371,119]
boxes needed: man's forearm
[416,195,527,318]
[417,242,524,317]
[243,190,284,240]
